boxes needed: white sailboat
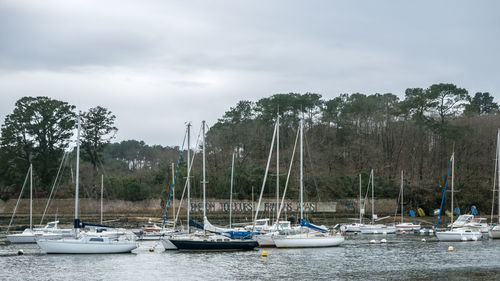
[36,115,138,254]
[272,119,344,248]
[342,174,366,232]
[254,117,301,246]
[395,171,421,232]
[436,153,482,242]
[252,115,295,247]
[359,169,396,234]
[490,128,500,238]
[7,165,70,243]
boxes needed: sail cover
[300,219,329,233]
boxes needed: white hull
[7,233,38,243]
[7,232,64,244]
[256,234,276,247]
[396,223,421,231]
[436,229,482,242]
[341,223,364,232]
[273,234,344,248]
[37,236,138,254]
[360,225,397,234]
[489,226,500,239]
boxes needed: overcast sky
[0,0,499,146]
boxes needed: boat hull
[256,234,276,247]
[436,230,482,242]
[359,226,397,234]
[168,239,258,251]
[488,228,500,239]
[395,223,421,231]
[37,238,138,254]
[7,232,64,244]
[274,236,344,248]
[341,224,364,232]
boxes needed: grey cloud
[0,0,499,145]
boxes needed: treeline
[204,84,499,213]
[0,84,499,214]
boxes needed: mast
[229,152,235,228]
[276,115,280,222]
[251,185,254,224]
[371,169,374,225]
[75,115,81,226]
[100,174,103,224]
[186,123,191,233]
[172,163,175,221]
[30,163,32,231]
[451,152,455,229]
[251,121,277,235]
[202,121,206,221]
[300,118,304,221]
[359,174,362,223]
[498,129,500,224]
[400,170,403,224]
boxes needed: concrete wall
[0,198,397,217]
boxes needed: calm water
[1,234,500,280]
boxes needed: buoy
[149,247,155,252]
[448,246,454,251]
[370,239,376,244]
[261,251,268,257]
[421,238,426,242]
[419,230,425,234]
[17,249,24,255]
[380,239,387,243]
[402,231,406,234]
[382,231,387,235]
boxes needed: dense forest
[0,83,499,214]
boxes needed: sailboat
[7,165,69,243]
[490,129,500,238]
[358,170,397,234]
[395,171,421,232]
[341,174,366,232]
[166,121,258,251]
[272,119,344,248]
[36,115,138,254]
[435,153,482,241]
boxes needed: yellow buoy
[261,251,268,257]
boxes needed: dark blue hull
[169,239,258,251]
